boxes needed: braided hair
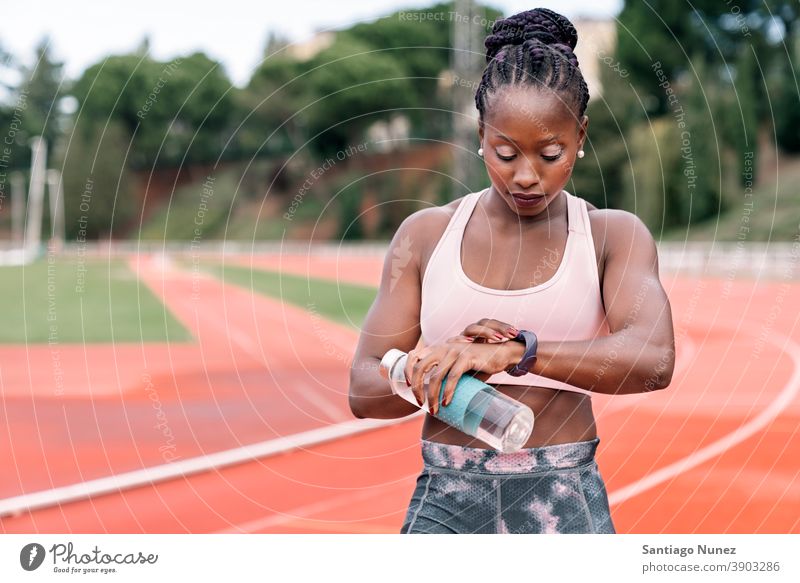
[475,8,589,123]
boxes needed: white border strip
[0,414,422,518]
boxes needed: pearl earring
[478,147,484,157]
[577,149,585,159]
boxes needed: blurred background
[0,0,797,246]
[0,0,798,534]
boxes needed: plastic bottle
[379,348,534,452]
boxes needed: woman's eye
[496,151,516,161]
[542,151,563,162]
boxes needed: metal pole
[25,136,47,254]
[451,0,485,200]
[10,171,25,245]
[46,169,65,249]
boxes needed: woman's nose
[513,157,539,189]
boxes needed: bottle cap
[379,348,406,380]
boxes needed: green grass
[0,257,192,343]
[191,261,378,328]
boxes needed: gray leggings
[401,437,615,534]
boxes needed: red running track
[1,254,798,533]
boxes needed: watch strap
[506,330,538,377]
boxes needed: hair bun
[484,8,578,63]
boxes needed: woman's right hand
[403,341,519,414]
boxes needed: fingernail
[507,328,519,336]
[493,333,504,340]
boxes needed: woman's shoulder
[586,206,656,240]
[390,195,469,276]
[586,205,658,263]
[396,195,467,245]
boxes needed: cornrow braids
[475,8,589,122]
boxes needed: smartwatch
[505,330,538,377]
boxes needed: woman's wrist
[503,340,526,369]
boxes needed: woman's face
[479,86,587,219]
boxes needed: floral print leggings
[401,437,615,534]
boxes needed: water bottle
[379,348,534,452]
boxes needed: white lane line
[0,413,422,518]
[294,380,351,424]
[608,328,800,505]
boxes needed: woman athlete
[349,7,675,534]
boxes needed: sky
[0,0,622,89]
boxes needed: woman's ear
[477,122,484,145]
[577,115,589,149]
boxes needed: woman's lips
[511,193,546,207]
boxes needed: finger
[404,348,429,387]
[404,351,426,405]
[462,324,518,342]
[465,319,518,338]
[403,351,417,386]
[445,335,475,344]
[441,359,471,408]
[412,356,440,408]
[426,353,460,415]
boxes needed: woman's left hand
[404,341,517,415]
[446,318,519,344]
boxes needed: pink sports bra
[419,187,610,396]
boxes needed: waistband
[421,437,599,474]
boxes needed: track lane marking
[608,327,800,505]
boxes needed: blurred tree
[0,43,28,174]
[303,35,414,155]
[569,56,644,210]
[17,36,66,149]
[616,0,715,114]
[61,120,135,239]
[262,31,290,59]
[616,0,796,114]
[731,44,759,182]
[0,41,16,93]
[677,54,724,225]
[138,51,235,166]
[773,18,800,152]
[619,117,679,233]
[135,35,152,58]
[343,2,501,137]
[332,173,365,241]
[71,51,234,168]
[241,54,314,158]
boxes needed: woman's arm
[348,209,442,419]
[522,209,675,394]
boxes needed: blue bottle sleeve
[435,374,492,435]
